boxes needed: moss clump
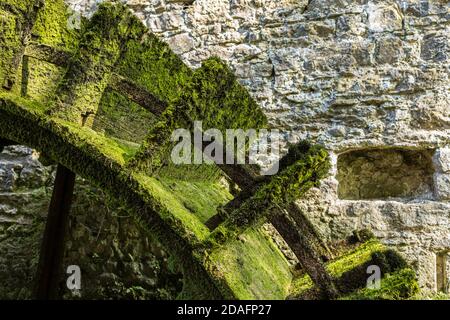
[340,268,419,300]
[0,0,43,88]
[254,144,330,206]
[20,58,65,103]
[290,239,385,296]
[2,0,41,15]
[0,90,48,114]
[31,0,81,50]
[181,57,267,131]
[117,32,192,107]
[371,249,409,274]
[327,240,385,278]
[0,0,80,103]
[0,8,23,87]
[290,238,419,300]
[131,172,212,243]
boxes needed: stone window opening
[336,148,435,200]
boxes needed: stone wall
[64,0,450,293]
[0,146,181,299]
[0,146,51,299]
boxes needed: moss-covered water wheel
[0,0,418,300]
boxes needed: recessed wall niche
[436,252,449,293]
[337,148,435,200]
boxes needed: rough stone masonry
[45,0,450,293]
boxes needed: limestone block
[434,148,450,173]
[434,173,450,200]
[366,1,403,33]
[421,33,448,62]
[166,33,195,54]
[375,36,405,64]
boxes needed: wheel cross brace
[202,141,339,299]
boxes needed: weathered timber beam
[204,142,337,298]
[197,138,266,191]
[49,4,146,125]
[24,43,72,67]
[216,163,264,191]
[271,209,338,299]
[22,43,169,118]
[287,202,333,260]
[206,142,316,220]
[204,160,266,230]
[35,165,76,300]
[207,144,330,233]
[108,74,168,116]
[2,0,44,90]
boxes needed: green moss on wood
[0,8,22,86]
[0,0,44,88]
[130,172,211,243]
[0,0,44,89]
[93,88,157,144]
[0,1,79,104]
[129,57,268,173]
[290,239,419,300]
[117,32,192,106]
[340,268,419,300]
[31,0,81,50]
[201,227,293,300]
[50,2,145,124]
[290,240,384,296]
[2,0,41,15]
[207,143,331,248]
[158,177,233,224]
[20,57,65,103]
